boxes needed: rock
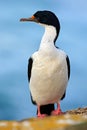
[66,107,87,115]
[0,107,87,130]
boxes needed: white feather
[29,25,68,105]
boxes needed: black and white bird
[20,10,70,117]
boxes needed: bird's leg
[37,105,47,118]
[51,102,63,115]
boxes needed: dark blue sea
[0,0,87,120]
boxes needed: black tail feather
[37,104,55,115]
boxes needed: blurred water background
[0,0,87,120]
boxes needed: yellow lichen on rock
[0,114,87,130]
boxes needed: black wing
[66,55,70,79]
[61,92,66,100]
[28,57,36,104]
[61,55,70,100]
[28,57,33,81]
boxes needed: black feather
[30,93,36,105]
[28,57,36,104]
[28,57,33,81]
[61,92,66,100]
[37,104,55,115]
[61,55,70,100]
[66,55,70,79]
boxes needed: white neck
[39,25,57,50]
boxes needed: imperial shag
[20,10,70,117]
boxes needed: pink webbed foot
[37,105,47,118]
[51,103,64,116]
[51,109,63,115]
[37,113,47,118]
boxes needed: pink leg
[51,103,63,116]
[37,105,47,118]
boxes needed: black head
[34,11,60,27]
[20,10,60,42]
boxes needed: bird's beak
[20,15,38,23]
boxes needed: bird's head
[20,10,60,40]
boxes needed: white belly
[30,51,68,105]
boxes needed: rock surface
[66,107,87,115]
[0,107,87,130]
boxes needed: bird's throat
[40,26,57,50]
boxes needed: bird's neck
[39,25,57,50]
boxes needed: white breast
[29,49,68,105]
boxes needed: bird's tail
[37,104,55,115]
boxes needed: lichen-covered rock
[66,107,87,115]
[0,107,87,130]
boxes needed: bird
[20,10,70,118]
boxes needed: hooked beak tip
[20,18,30,22]
[20,16,38,23]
